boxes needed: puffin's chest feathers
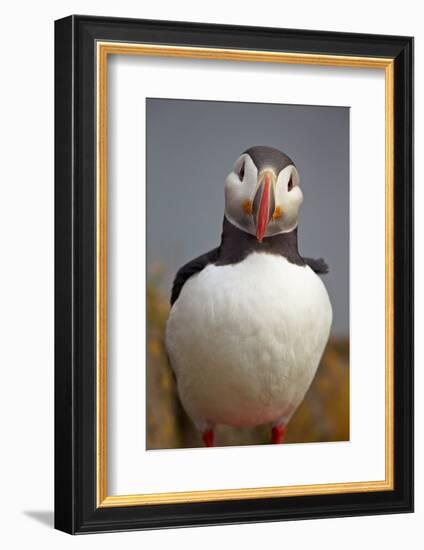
[166,252,332,427]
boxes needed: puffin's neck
[216,217,305,267]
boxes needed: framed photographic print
[54,15,413,534]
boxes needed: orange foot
[272,425,286,444]
[202,429,215,447]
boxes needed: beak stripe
[256,174,271,243]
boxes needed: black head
[243,145,295,175]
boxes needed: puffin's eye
[288,178,294,192]
[238,161,245,181]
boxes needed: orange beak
[253,171,275,243]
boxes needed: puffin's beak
[253,170,276,243]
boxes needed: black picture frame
[55,14,413,534]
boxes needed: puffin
[165,146,332,447]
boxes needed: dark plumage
[244,145,294,174]
[170,217,328,305]
[171,247,220,306]
[302,257,329,275]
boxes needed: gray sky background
[146,98,349,337]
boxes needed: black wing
[303,257,329,275]
[170,247,220,306]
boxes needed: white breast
[166,252,332,429]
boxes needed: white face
[224,153,303,240]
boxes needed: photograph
[146,98,350,450]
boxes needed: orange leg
[202,429,215,447]
[272,424,286,444]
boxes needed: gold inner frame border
[96,42,394,508]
